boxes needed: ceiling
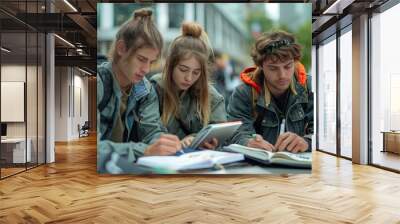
[1,0,395,74]
[0,0,97,75]
[311,0,389,43]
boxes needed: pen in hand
[274,119,286,152]
[177,143,186,155]
[252,133,262,142]
[279,118,285,135]
[177,150,185,156]
[250,134,275,152]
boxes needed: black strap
[127,108,141,142]
[253,107,266,135]
[98,66,113,112]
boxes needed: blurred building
[97,3,252,67]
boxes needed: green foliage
[245,9,274,43]
[295,21,312,73]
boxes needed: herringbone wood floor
[1,135,400,223]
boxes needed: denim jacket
[150,73,227,140]
[97,62,166,172]
[227,74,313,151]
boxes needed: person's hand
[144,134,182,156]
[247,134,275,151]
[275,132,308,153]
[200,138,218,150]
[181,135,195,148]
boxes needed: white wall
[1,82,25,130]
[1,65,26,139]
[1,64,46,164]
[1,65,26,81]
[55,67,69,141]
[54,67,89,141]
[71,72,89,139]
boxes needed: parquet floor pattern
[1,135,400,223]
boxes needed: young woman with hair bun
[151,22,227,149]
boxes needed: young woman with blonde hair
[151,22,227,149]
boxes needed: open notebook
[136,150,244,171]
[223,144,311,168]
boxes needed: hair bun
[181,22,202,38]
[133,8,153,19]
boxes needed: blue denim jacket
[150,73,227,140]
[227,75,313,151]
[97,62,166,172]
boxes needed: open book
[136,150,244,171]
[223,144,311,168]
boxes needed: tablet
[189,121,242,149]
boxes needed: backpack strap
[98,65,113,112]
[253,107,266,135]
[306,75,312,93]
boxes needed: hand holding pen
[275,119,308,153]
[247,133,275,151]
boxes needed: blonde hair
[161,22,212,127]
[108,8,163,63]
[249,30,302,113]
